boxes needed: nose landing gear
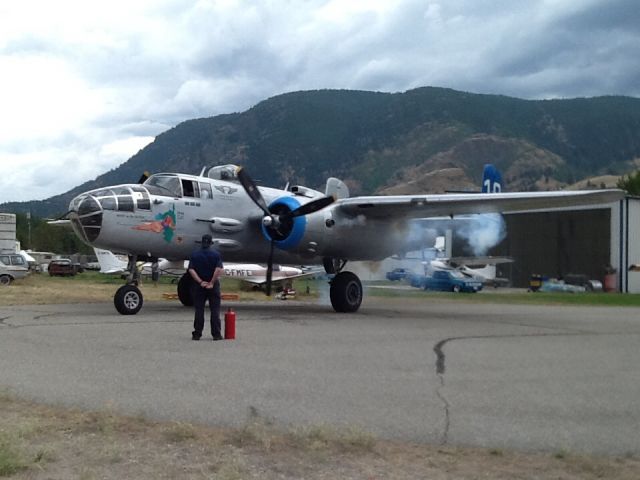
[113,255,144,315]
[114,284,143,315]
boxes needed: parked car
[48,259,81,276]
[385,268,411,281]
[413,269,483,293]
[0,253,30,285]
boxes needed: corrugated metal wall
[453,209,612,288]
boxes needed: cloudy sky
[1,0,638,204]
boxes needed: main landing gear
[114,255,143,315]
[324,258,363,313]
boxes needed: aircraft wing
[237,271,317,285]
[334,189,624,219]
[47,219,72,227]
[449,256,514,266]
[100,267,126,274]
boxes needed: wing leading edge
[334,189,624,219]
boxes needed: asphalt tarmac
[1,297,639,455]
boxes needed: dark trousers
[192,282,221,338]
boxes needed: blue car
[385,268,410,281]
[413,270,483,293]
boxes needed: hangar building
[452,196,640,293]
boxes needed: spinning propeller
[237,167,334,296]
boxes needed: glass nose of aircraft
[69,185,152,244]
[69,193,103,243]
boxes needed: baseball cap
[201,234,213,248]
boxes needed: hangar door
[453,208,611,288]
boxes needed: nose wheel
[114,284,143,315]
[113,255,144,315]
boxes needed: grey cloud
[2,0,640,204]
[558,0,640,33]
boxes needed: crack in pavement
[33,312,60,321]
[432,330,618,445]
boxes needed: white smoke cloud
[335,214,367,228]
[455,213,506,256]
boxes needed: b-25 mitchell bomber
[66,164,623,315]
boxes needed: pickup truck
[412,269,483,293]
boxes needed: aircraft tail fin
[325,177,349,199]
[482,164,503,193]
[94,248,127,274]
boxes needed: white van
[0,253,30,285]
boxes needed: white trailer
[0,213,17,253]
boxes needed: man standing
[188,234,224,341]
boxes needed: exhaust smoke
[455,213,506,256]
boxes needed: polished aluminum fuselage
[69,174,412,264]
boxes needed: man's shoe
[212,335,223,341]
[192,334,201,341]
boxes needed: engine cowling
[261,196,307,250]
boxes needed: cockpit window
[117,195,134,212]
[91,189,117,211]
[199,182,212,199]
[181,179,200,198]
[131,186,151,210]
[207,164,239,182]
[144,175,182,197]
[107,187,134,212]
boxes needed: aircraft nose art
[69,194,103,243]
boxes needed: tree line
[14,213,92,255]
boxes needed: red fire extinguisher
[224,307,236,340]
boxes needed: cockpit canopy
[70,185,151,213]
[207,164,239,182]
[144,173,214,199]
[144,174,182,198]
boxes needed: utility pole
[27,211,31,249]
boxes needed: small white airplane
[93,248,313,291]
[427,256,513,287]
[62,162,622,315]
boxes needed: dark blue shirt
[188,248,223,282]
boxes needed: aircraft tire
[330,271,362,313]
[114,285,143,315]
[177,273,194,307]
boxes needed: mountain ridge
[3,87,640,217]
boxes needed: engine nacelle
[261,196,307,249]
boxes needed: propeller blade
[284,196,335,220]
[137,171,150,184]
[265,239,275,296]
[237,167,271,216]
